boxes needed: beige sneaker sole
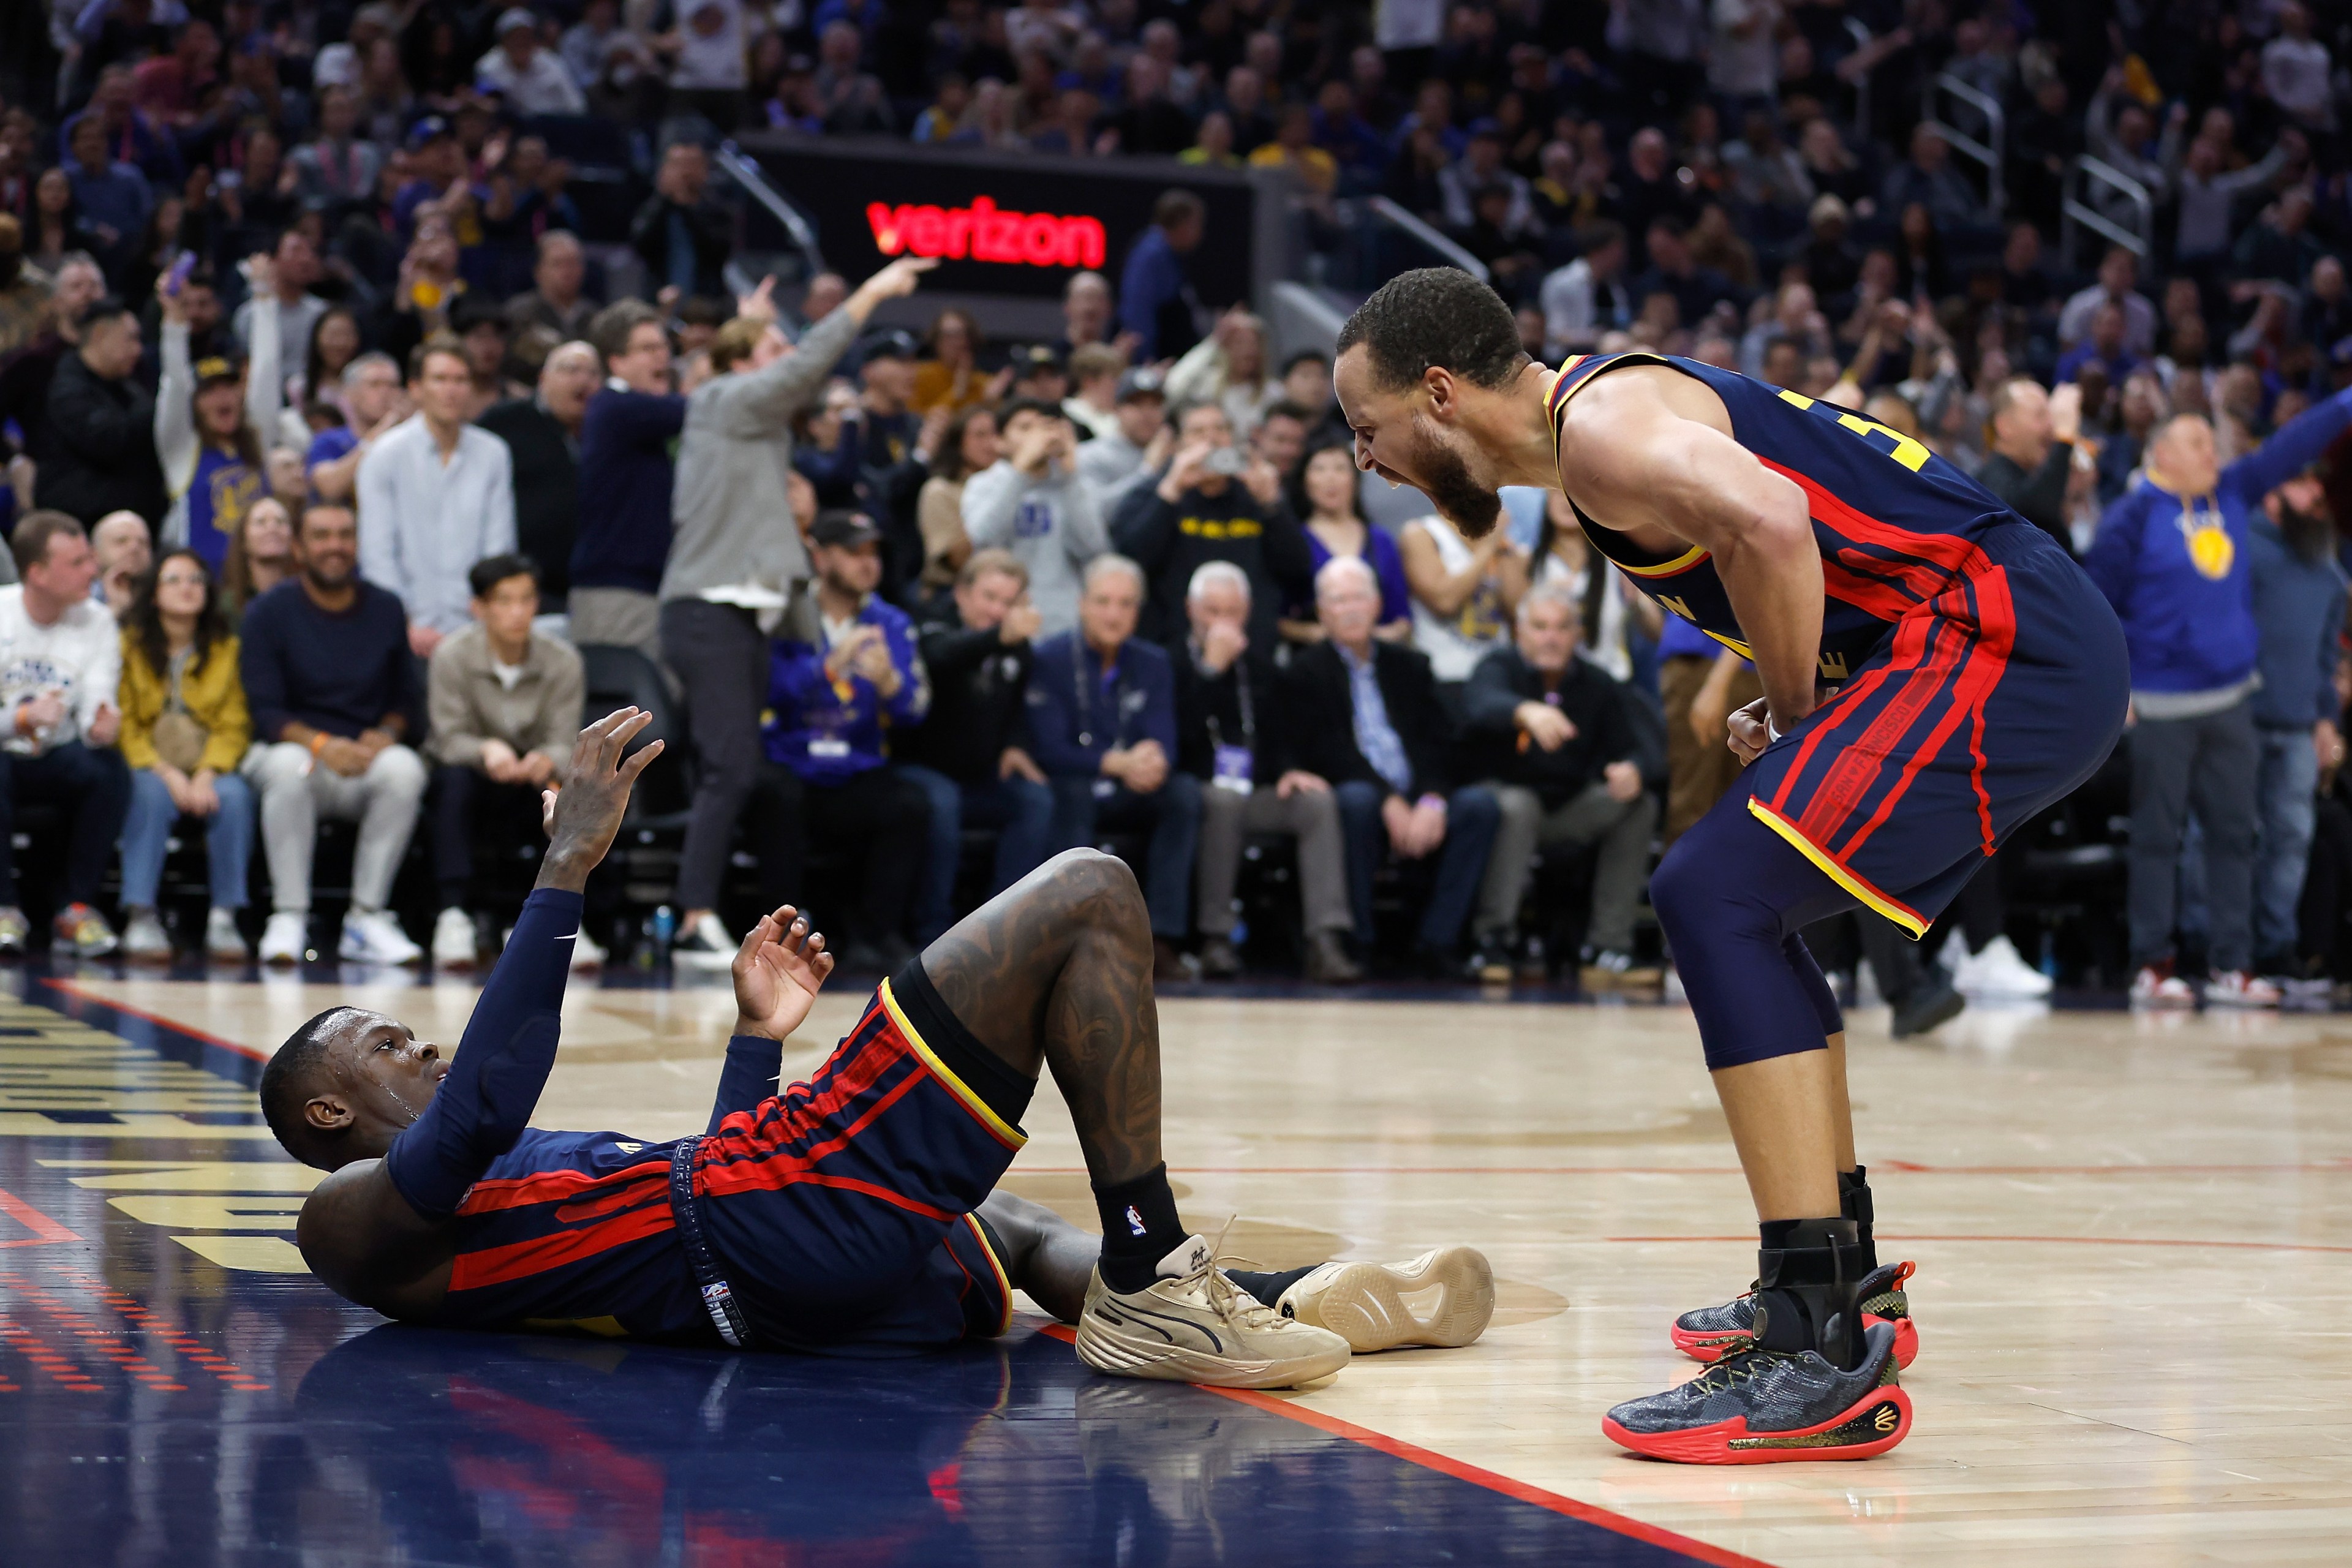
[1289,1246,1496,1352]
[1074,1310,1351,1389]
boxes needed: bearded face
[1403,412,1503,538]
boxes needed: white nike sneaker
[340,908,423,966]
[1273,1246,1496,1353]
[1076,1232,1352,1390]
[431,907,478,969]
[672,910,737,970]
[120,910,171,962]
[258,911,307,965]
[570,924,606,971]
[205,907,249,962]
[1950,934,2053,998]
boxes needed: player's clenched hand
[733,903,834,1041]
[1727,696,1772,765]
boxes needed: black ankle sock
[1225,1265,1317,1306]
[1092,1165,1189,1292]
[1839,1166,1879,1268]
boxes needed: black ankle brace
[1752,1216,1869,1370]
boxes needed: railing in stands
[714,140,826,277]
[1845,18,1873,137]
[1363,196,1490,284]
[2060,155,2154,268]
[1923,71,2005,217]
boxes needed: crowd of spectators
[0,1,2346,1006]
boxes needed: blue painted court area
[0,976,1729,1567]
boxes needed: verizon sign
[737,134,1252,301]
[865,196,1108,270]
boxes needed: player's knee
[1647,832,1714,949]
[1041,846,1147,932]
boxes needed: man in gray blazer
[658,255,935,967]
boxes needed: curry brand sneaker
[1076,1234,1352,1390]
[1273,1246,1496,1352]
[1605,1321,1912,1463]
[1672,1261,1917,1370]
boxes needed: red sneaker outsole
[1671,1312,1919,1369]
[1604,1385,1913,1464]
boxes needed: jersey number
[1776,390,1931,472]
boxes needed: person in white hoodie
[960,398,1109,638]
[155,252,283,573]
[0,511,129,957]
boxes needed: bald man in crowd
[478,341,600,611]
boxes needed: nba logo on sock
[1125,1204,1146,1237]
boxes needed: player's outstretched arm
[1560,376,1823,744]
[706,905,837,1132]
[298,712,664,1314]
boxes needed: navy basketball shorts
[1742,524,2129,936]
[688,960,1031,1355]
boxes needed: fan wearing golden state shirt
[1334,267,2131,1463]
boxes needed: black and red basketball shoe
[1670,1259,1918,1369]
[1605,1321,1912,1463]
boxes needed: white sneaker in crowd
[570,924,606,971]
[258,911,307,965]
[340,908,423,966]
[120,911,171,962]
[2205,970,2281,1009]
[671,910,737,970]
[431,907,479,969]
[205,907,249,962]
[2129,963,2195,1009]
[1950,934,2053,998]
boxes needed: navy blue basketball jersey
[1545,352,2024,682]
[436,1128,707,1341]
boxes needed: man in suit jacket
[1282,556,1501,978]
[1025,554,1201,980]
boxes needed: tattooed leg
[922,848,1164,1187]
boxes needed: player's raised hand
[539,708,663,891]
[733,904,834,1041]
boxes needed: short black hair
[1281,349,1329,376]
[1153,189,1205,229]
[997,396,1066,428]
[81,294,136,330]
[260,1008,347,1165]
[1259,399,1314,427]
[1336,266,1528,393]
[469,552,540,599]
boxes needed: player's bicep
[1563,401,1807,558]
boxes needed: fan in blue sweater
[2082,383,2352,1006]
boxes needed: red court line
[39,979,270,1061]
[1017,1162,2352,1176]
[1033,1321,1774,1568]
[1608,1234,2352,1254]
[0,1186,80,1250]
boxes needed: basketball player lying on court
[262,709,1493,1388]
[1336,270,2143,1462]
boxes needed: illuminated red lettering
[866,194,1111,270]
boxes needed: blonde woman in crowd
[1400,508,1528,693]
[1164,307,1280,437]
[916,404,1000,594]
[222,496,296,615]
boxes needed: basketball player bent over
[266,709,1493,1385]
[1336,270,2128,1461]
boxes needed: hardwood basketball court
[4,961,2347,1564]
